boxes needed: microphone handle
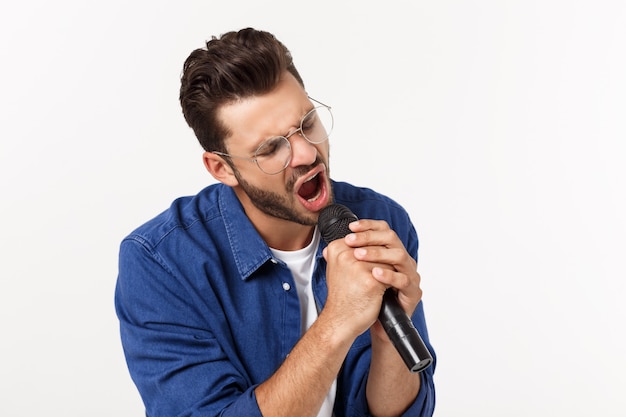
[317,203,432,373]
[379,288,433,373]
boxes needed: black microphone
[318,204,433,373]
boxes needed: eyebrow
[259,105,315,145]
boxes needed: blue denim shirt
[115,180,436,417]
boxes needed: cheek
[243,171,289,192]
[312,143,328,161]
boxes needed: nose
[288,131,318,167]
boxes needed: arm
[346,219,435,417]
[116,234,392,417]
[115,238,264,417]
[254,310,351,417]
[256,225,401,416]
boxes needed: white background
[1,1,625,416]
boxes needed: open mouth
[297,172,322,202]
[294,165,329,211]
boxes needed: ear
[202,152,239,186]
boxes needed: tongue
[298,177,318,200]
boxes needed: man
[115,28,436,417]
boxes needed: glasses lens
[255,136,291,174]
[301,106,334,144]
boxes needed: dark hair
[179,28,305,152]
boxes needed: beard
[232,158,328,226]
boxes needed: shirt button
[282,282,291,291]
[270,258,278,264]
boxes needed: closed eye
[256,137,287,157]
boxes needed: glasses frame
[212,97,332,175]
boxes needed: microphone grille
[318,204,358,243]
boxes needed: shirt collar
[217,186,275,281]
[216,185,330,281]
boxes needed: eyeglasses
[212,97,333,175]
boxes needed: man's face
[217,73,333,226]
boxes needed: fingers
[346,220,417,275]
[371,266,423,316]
[353,245,413,270]
[371,267,421,295]
[321,238,390,337]
[346,220,398,248]
[342,219,423,313]
[322,218,424,314]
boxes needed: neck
[232,186,318,251]
[270,225,315,251]
[258,218,315,251]
[239,202,315,251]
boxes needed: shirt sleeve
[401,302,437,416]
[115,237,263,417]
[336,305,436,417]
[399,215,437,417]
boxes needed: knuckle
[336,249,353,263]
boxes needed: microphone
[318,204,433,373]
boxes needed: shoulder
[122,183,228,248]
[331,180,418,254]
[332,180,410,223]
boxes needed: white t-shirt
[270,228,337,417]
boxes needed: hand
[321,231,389,340]
[341,220,425,416]
[345,219,422,319]
[321,219,422,342]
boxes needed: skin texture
[202,72,422,417]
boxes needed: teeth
[307,188,321,202]
[299,171,321,203]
